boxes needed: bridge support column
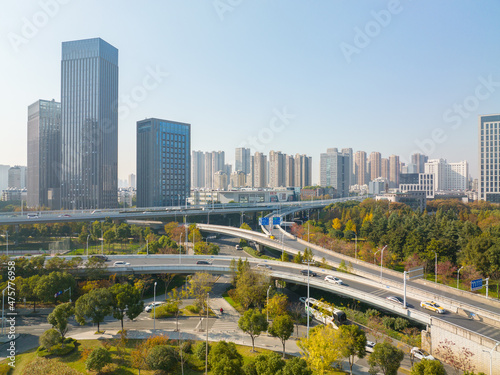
[255,243,262,253]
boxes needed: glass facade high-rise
[27,99,61,209]
[320,148,351,197]
[60,38,119,209]
[137,118,191,207]
[479,114,500,201]
[235,147,251,174]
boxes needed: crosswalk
[210,315,239,333]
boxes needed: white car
[324,275,343,285]
[420,301,446,314]
[411,347,435,360]
[365,341,376,353]
[113,261,131,266]
[145,302,163,312]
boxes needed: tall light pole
[483,342,499,375]
[433,251,438,284]
[86,234,90,257]
[4,231,8,257]
[179,233,183,264]
[146,239,149,255]
[205,292,209,375]
[101,222,104,255]
[457,266,464,289]
[153,282,157,330]
[374,249,381,265]
[354,232,357,260]
[1,287,7,335]
[380,245,387,281]
[266,285,272,323]
[302,259,314,339]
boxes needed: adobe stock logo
[213,0,242,21]
[7,0,72,53]
[239,107,296,152]
[340,0,406,64]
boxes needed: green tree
[298,325,341,375]
[238,309,269,352]
[208,341,243,374]
[39,328,61,351]
[146,345,176,372]
[187,272,212,319]
[368,342,404,375]
[47,302,74,344]
[235,266,270,309]
[110,283,144,332]
[75,288,113,332]
[240,222,252,230]
[254,351,284,375]
[35,271,76,304]
[411,359,447,375]
[281,357,312,375]
[85,347,112,374]
[103,228,116,248]
[19,275,40,311]
[334,324,367,374]
[266,293,289,320]
[269,314,294,358]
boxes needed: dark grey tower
[27,99,61,209]
[60,38,118,209]
[137,118,191,207]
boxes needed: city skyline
[1,2,500,183]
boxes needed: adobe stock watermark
[213,0,242,21]
[340,0,407,64]
[116,65,170,119]
[7,0,73,53]
[239,107,296,152]
[407,74,500,162]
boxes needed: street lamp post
[86,234,90,257]
[374,249,381,265]
[483,342,500,375]
[457,266,464,290]
[380,245,387,281]
[354,232,357,260]
[153,282,157,330]
[486,277,490,298]
[179,233,183,264]
[266,285,272,323]
[5,231,8,257]
[433,251,438,284]
[146,239,149,255]
[1,287,7,335]
[205,292,209,375]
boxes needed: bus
[304,297,347,329]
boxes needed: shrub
[194,341,209,361]
[146,345,176,372]
[85,347,112,373]
[366,309,380,318]
[394,317,409,331]
[186,304,201,314]
[153,302,178,318]
[23,357,80,375]
[144,334,170,349]
[181,340,193,353]
[39,329,61,351]
[382,316,395,330]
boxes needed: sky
[1,0,500,184]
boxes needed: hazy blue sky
[1,1,499,183]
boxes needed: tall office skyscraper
[354,151,367,185]
[411,153,428,174]
[27,99,61,208]
[341,148,354,186]
[60,38,119,209]
[320,149,350,197]
[235,147,251,174]
[479,114,500,201]
[191,151,205,188]
[389,155,400,188]
[137,118,190,207]
[369,152,382,181]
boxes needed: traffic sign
[407,266,424,280]
[471,278,483,291]
[272,217,282,225]
[259,217,269,226]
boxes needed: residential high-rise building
[354,151,367,185]
[411,153,428,174]
[341,148,354,186]
[204,152,213,189]
[425,159,468,191]
[235,147,251,174]
[27,99,61,209]
[253,152,267,188]
[479,114,500,201]
[389,155,400,188]
[369,152,381,181]
[294,154,312,188]
[320,148,350,197]
[191,151,205,189]
[213,171,228,190]
[269,151,286,188]
[128,173,136,189]
[136,118,190,207]
[0,165,9,193]
[381,158,390,180]
[230,171,246,188]
[8,166,26,189]
[285,155,295,187]
[60,38,119,209]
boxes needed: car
[196,260,211,265]
[58,214,71,217]
[257,263,272,270]
[145,302,163,312]
[300,269,318,277]
[386,296,408,307]
[235,244,242,250]
[113,261,130,266]
[420,301,446,314]
[411,347,435,361]
[27,213,39,219]
[324,275,343,285]
[365,341,376,353]
[90,255,108,262]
